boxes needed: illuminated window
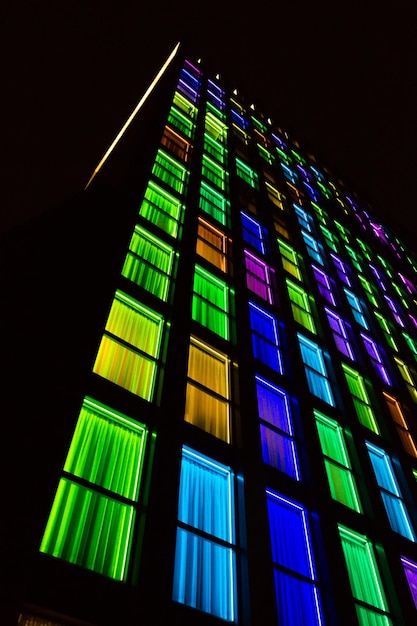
[93,291,164,402]
[297,334,334,406]
[256,376,300,479]
[384,295,405,328]
[122,225,175,300]
[294,205,313,233]
[202,154,227,190]
[206,100,226,122]
[236,157,259,189]
[374,311,398,352]
[207,79,225,109]
[394,357,417,402]
[152,149,188,194]
[358,275,380,308]
[366,441,416,541]
[338,525,392,625]
[173,447,237,621]
[325,308,355,360]
[167,105,195,138]
[199,181,229,226]
[312,265,336,306]
[360,333,391,385]
[172,90,198,117]
[241,211,266,254]
[314,410,362,512]
[342,364,379,433]
[383,392,417,457]
[258,144,274,165]
[403,332,417,361]
[286,279,316,333]
[331,253,352,286]
[278,238,303,281]
[139,181,183,238]
[251,116,267,133]
[301,231,324,265]
[320,226,339,252]
[311,202,328,226]
[345,245,363,272]
[334,221,351,243]
[178,67,201,102]
[281,163,298,184]
[196,218,227,272]
[266,490,325,626]
[192,265,230,340]
[205,111,227,142]
[273,215,289,239]
[244,250,273,303]
[203,132,227,164]
[40,398,150,581]
[161,126,192,161]
[265,181,285,209]
[185,337,230,442]
[249,302,283,373]
[344,288,369,329]
[401,556,417,609]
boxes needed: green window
[345,245,363,272]
[203,132,227,163]
[93,291,164,402]
[205,111,227,142]
[122,225,175,301]
[192,265,230,340]
[374,311,398,352]
[277,238,303,280]
[342,364,379,433]
[286,279,316,333]
[139,181,183,238]
[338,525,392,626]
[257,144,274,165]
[314,411,362,512]
[320,225,339,252]
[358,275,380,308]
[167,105,194,138]
[334,221,351,243]
[152,149,188,194]
[311,202,328,225]
[202,154,227,190]
[40,398,151,581]
[236,157,259,189]
[394,357,417,402]
[199,181,229,226]
[172,91,197,118]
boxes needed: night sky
[3,1,417,249]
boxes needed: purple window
[312,265,336,306]
[325,308,355,360]
[401,556,417,609]
[361,333,391,385]
[330,253,352,286]
[244,250,273,303]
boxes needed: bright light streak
[85,41,181,189]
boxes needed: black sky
[2,0,417,248]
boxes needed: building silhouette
[5,42,417,625]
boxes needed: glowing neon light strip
[85,41,181,189]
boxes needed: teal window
[152,149,188,194]
[192,265,231,340]
[344,288,369,329]
[122,225,175,301]
[40,398,151,581]
[298,334,334,406]
[301,231,324,265]
[173,446,237,621]
[314,410,362,512]
[139,180,183,238]
[366,442,416,541]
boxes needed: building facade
[12,46,417,625]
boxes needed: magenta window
[360,333,391,385]
[401,556,417,609]
[312,265,336,306]
[256,376,300,480]
[244,250,273,303]
[325,307,355,360]
[399,273,417,296]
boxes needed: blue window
[366,442,416,541]
[298,334,335,406]
[344,288,369,330]
[173,447,237,621]
[249,303,283,374]
[241,211,266,254]
[256,376,300,479]
[266,490,325,626]
[302,231,324,265]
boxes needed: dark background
[2,0,417,248]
